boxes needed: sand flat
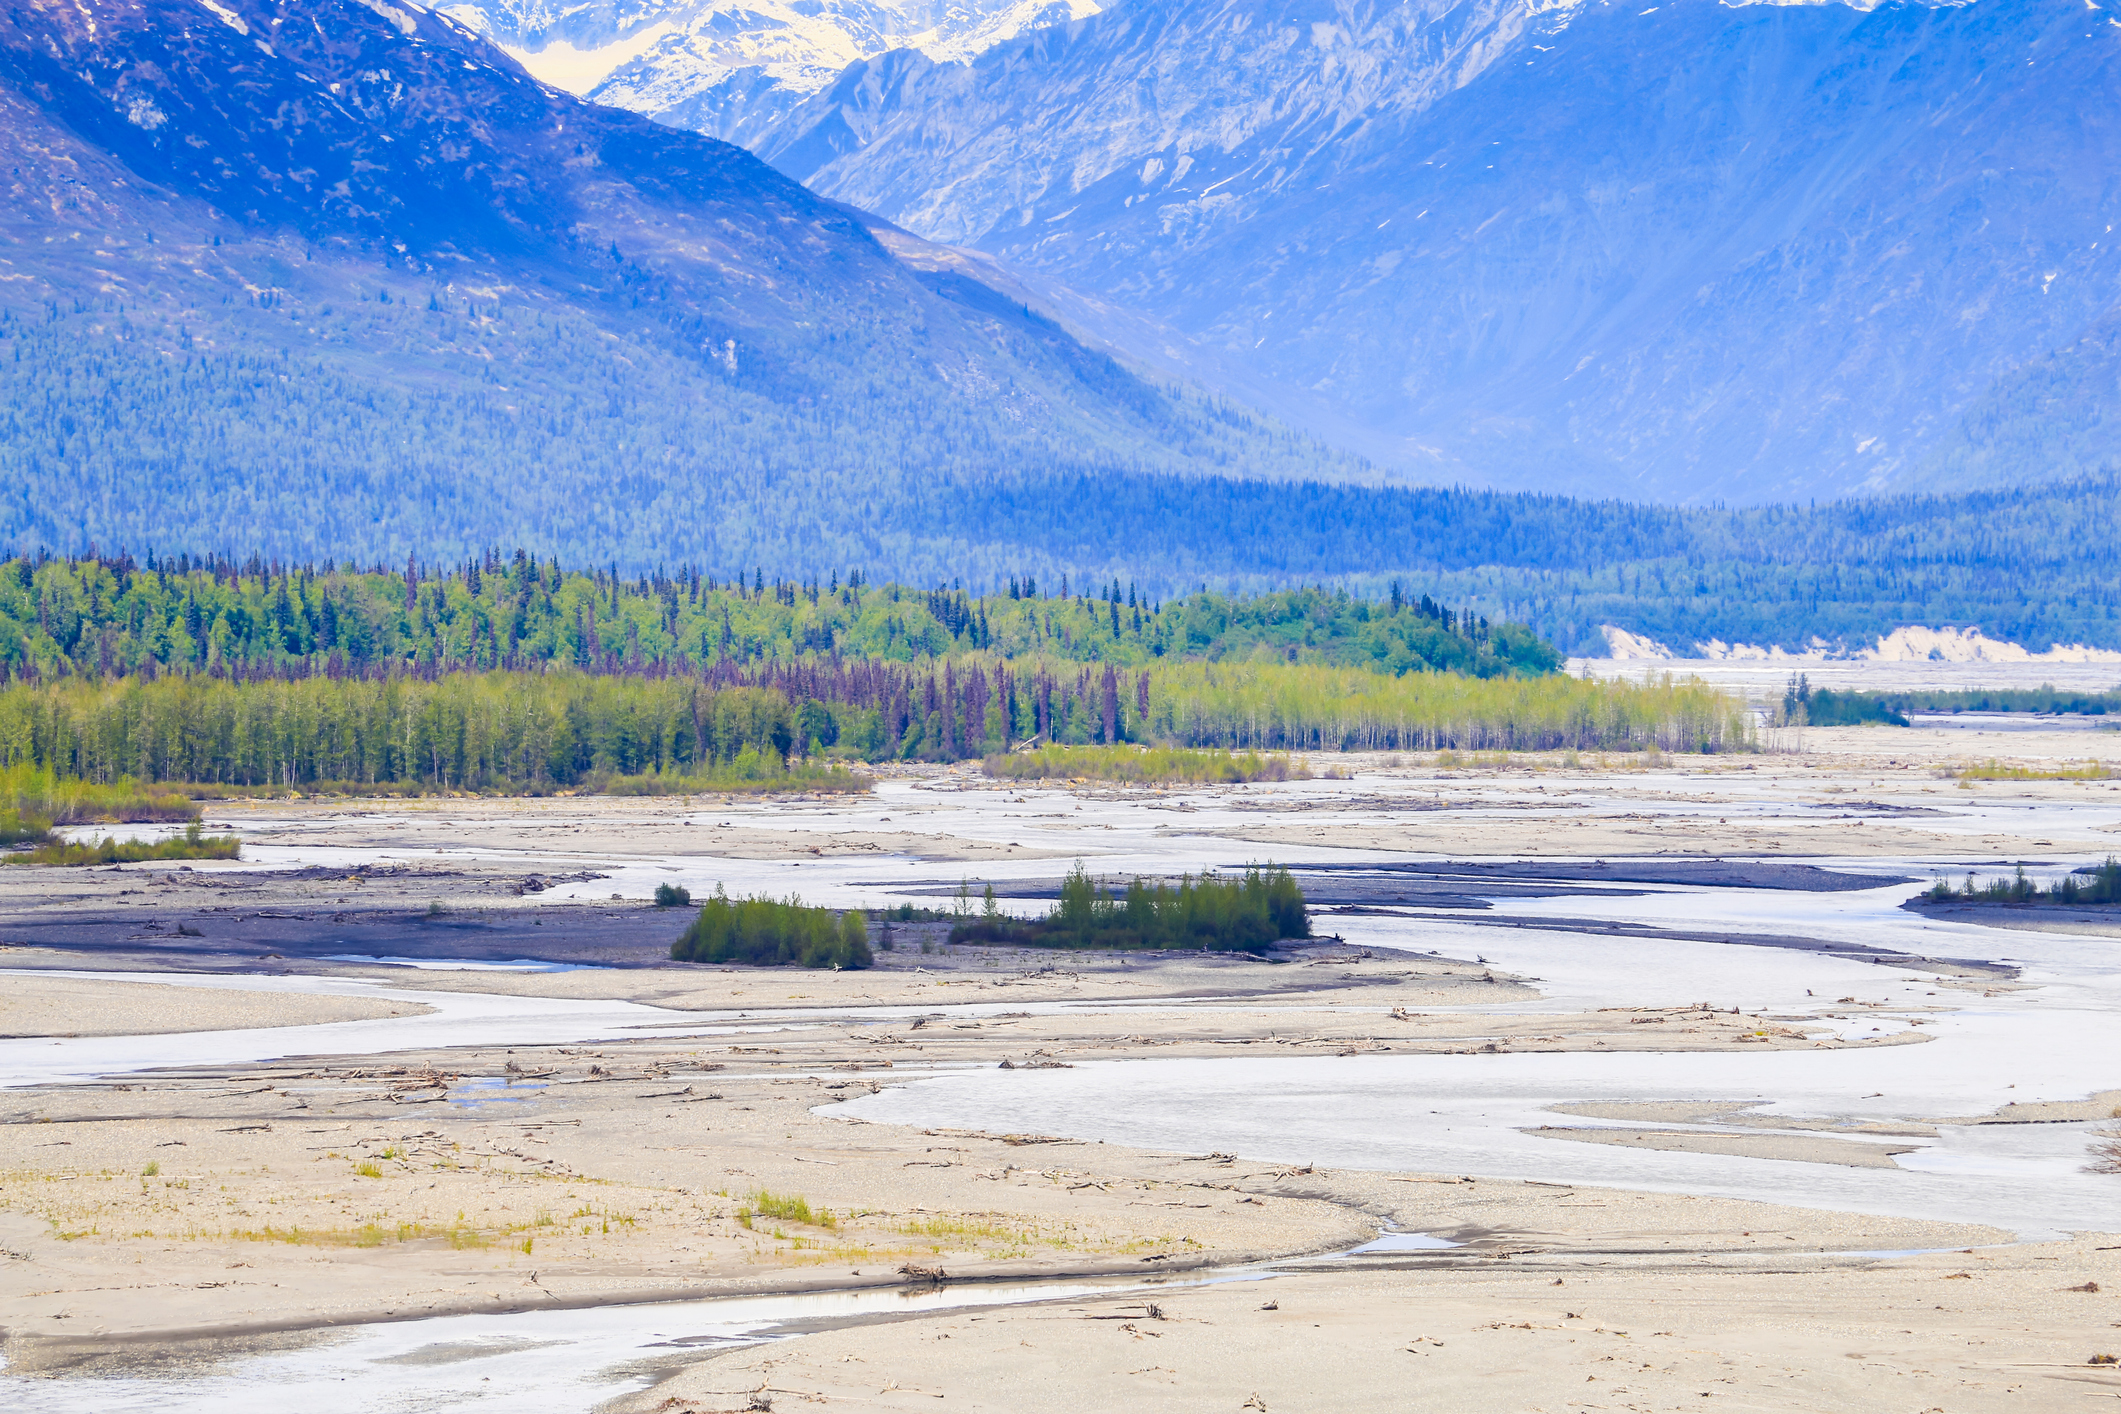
[615,1237,2121,1414]
[1526,1125,1919,1169]
[0,974,431,1038]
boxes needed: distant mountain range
[0,0,1345,574]
[727,0,2121,504]
[3,0,2117,655]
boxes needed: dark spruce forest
[0,553,1758,787]
[0,553,1559,682]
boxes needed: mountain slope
[760,0,2121,503]
[0,0,1350,571]
[439,0,1101,148]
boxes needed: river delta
[1,723,2118,1411]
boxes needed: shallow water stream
[0,1271,1199,1412]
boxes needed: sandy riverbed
[0,974,432,1038]
[2,726,2118,1409]
[620,1235,2121,1413]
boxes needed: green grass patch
[738,1189,835,1228]
[1954,759,2115,782]
[6,821,240,866]
[985,743,1305,784]
[227,1221,490,1249]
[950,861,1310,953]
[670,887,873,968]
[895,1214,1056,1247]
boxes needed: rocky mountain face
[439,0,1100,148]
[0,0,1338,571]
[755,0,2121,503]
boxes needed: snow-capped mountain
[440,0,1100,147]
[752,0,2121,504]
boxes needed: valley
[2,3,2119,1405]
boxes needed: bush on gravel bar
[670,887,873,968]
[950,862,1309,953]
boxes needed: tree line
[0,551,1558,683]
[0,661,1747,788]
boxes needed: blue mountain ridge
[761,0,2121,504]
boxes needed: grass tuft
[587,759,872,796]
[1954,759,2115,782]
[984,744,1306,785]
[739,1189,835,1229]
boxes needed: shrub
[0,764,204,850]
[654,882,693,907]
[0,806,50,848]
[877,902,952,922]
[1926,857,2120,906]
[1798,688,1910,727]
[950,862,1309,953]
[6,821,240,866]
[671,888,872,968]
[2058,858,2121,905]
[0,765,199,826]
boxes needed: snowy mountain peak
[440,0,1100,145]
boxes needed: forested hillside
[920,471,2121,656]
[6,453,2120,663]
[0,0,1360,574]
